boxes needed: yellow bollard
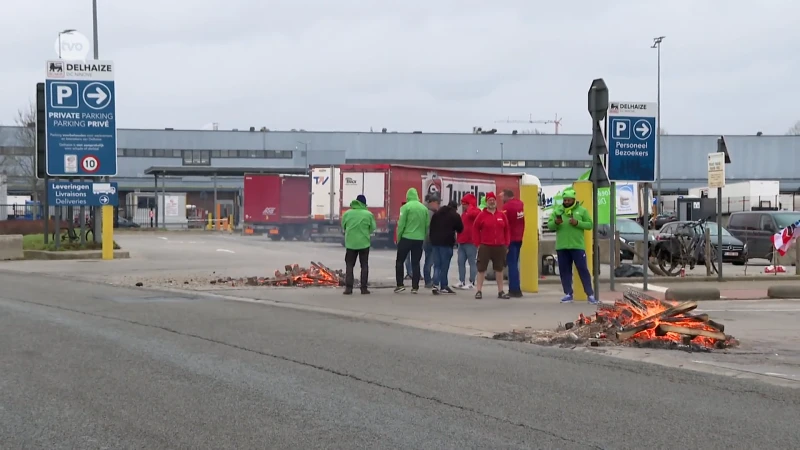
[520,184,539,293]
[101,204,114,260]
[215,204,221,231]
[572,181,594,301]
[207,213,213,230]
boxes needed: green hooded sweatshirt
[396,188,429,241]
[547,187,592,250]
[341,199,376,250]
[478,195,487,210]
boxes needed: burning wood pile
[495,289,739,351]
[209,262,343,287]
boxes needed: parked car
[115,216,140,229]
[598,218,655,260]
[727,211,800,261]
[656,221,747,265]
[653,214,678,230]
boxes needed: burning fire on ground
[209,262,343,287]
[494,289,739,351]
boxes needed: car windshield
[774,213,800,228]
[616,219,643,234]
[704,223,732,236]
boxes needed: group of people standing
[341,185,596,304]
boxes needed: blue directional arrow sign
[44,60,117,177]
[607,101,658,182]
[47,180,119,207]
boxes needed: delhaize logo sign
[422,172,495,204]
[609,102,650,115]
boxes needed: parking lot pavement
[3,233,796,288]
[2,232,799,388]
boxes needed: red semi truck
[337,164,523,246]
[242,167,342,241]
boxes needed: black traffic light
[587,78,609,121]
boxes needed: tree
[0,102,40,199]
[787,121,800,135]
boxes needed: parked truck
[336,164,523,247]
[688,180,780,214]
[242,167,341,241]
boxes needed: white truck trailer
[688,180,780,214]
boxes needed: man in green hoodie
[547,187,597,305]
[394,187,430,294]
[341,194,377,295]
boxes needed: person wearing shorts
[471,192,511,299]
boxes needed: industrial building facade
[2,126,799,198]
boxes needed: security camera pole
[587,78,610,301]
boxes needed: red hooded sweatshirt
[472,206,511,247]
[502,198,525,242]
[456,194,480,245]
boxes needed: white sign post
[707,153,726,189]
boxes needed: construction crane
[495,113,563,134]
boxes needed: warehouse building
[1,126,799,216]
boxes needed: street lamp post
[651,36,665,213]
[57,29,77,59]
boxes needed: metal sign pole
[642,183,649,291]
[717,188,723,280]
[609,182,616,291]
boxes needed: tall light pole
[57,29,77,58]
[92,0,103,242]
[651,35,665,213]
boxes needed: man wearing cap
[547,187,597,304]
[341,194,376,295]
[501,189,525,298]
[422,193,440,288]
[472,192,511,299]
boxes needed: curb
[23,250,130,260]
[767,285,800,299]
[537,275,800,285]
[664,286,720,301]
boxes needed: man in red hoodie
[501,189,525,298]
[456,193,480,289]
[472,192,511,299]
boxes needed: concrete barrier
[767,285,800,299]
[0,234,24,260]
[664,286,720,301]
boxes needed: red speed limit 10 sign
[80,155,100,173]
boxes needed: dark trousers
[345,248,370,291]
[396,238,424,289]
[556,249,594,296]
[506,241,522,292]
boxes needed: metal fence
[660,195,800,215]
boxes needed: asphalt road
[1,272,799,449]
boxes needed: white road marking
[216,249,235,254]
[624,283,668,293]
[765,372,798,378]
[158,237,168,240]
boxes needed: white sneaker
[456,282,467,290]
[466,283,475,290]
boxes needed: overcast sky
[2,0,798,135]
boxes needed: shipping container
[337,164,523,246]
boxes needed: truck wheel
[300,228,312,241]
[268,234,281,241]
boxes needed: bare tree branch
[0,101,41,200]
[787,121,800,136]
